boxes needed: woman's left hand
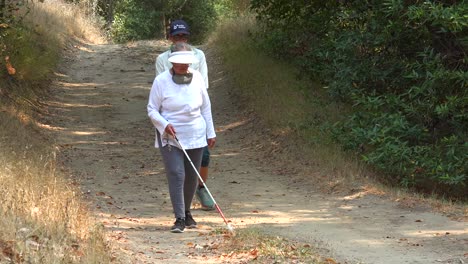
[207,138,216,148]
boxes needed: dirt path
[47,40,467,264]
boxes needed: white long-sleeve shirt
[155,47,209,88]
[147,69,215,149]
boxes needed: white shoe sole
[170,228,184,233]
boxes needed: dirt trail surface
[46,40,467,264]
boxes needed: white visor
[168,51,198,64]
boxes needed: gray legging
[159,144,203,219]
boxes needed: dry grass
[215,228,331,263]
[208,16,307,129]
[23,0,106,45]
[0,105,112,263]
[0,0,111,262]
[2,0,106,82]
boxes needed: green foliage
[161,0,217,44]
[110,0,162,42]
[110,0,218,43]
[1,0,29,76]
[251,0,468,196]
[0,0,28,25]
[66,0,243,43]
[3,26,60,81]
[213,0,251,20]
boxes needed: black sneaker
[185,211,197,228]
[171,218,185,233]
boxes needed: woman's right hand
[165,124,176,137]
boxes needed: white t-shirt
[155,47,209,88]
[147,69,215,149]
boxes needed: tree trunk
[106,0,114,29]
[160,0,166,39]
[162,13,169,39]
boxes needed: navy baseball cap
[170,20,190,36]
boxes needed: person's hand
[165,124,176,138]
[207,137,216,148]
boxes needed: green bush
[251,0,467,197]
[2,26,60,82]
[162,0,217,44]
[110,0,217,44]
[110,0,163,42]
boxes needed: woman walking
[147,43,216,233]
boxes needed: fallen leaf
[5,56,16,75]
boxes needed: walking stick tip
[226,223,235,233]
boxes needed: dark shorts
[201,146,210,167]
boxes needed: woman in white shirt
[147,45,216,233]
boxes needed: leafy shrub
[161,0,217,44]
[3,26,60,82]
[251,0,467,196]
[1,0,28,78]
[110,0,217,44]
[110,0,163,42]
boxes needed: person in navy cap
[155,20,215,211]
